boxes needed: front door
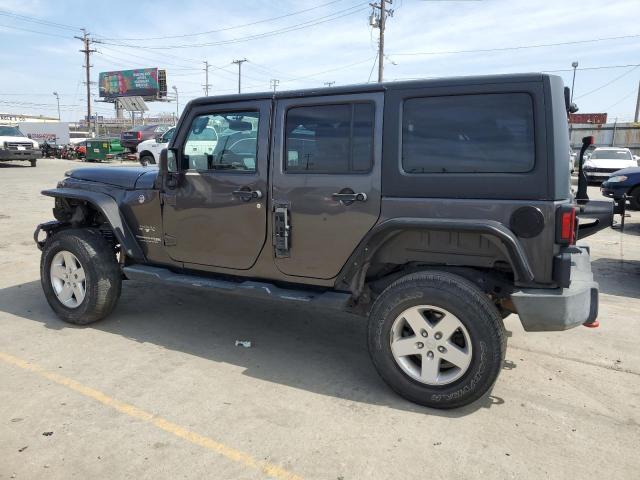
[271,93,383,279]
[161,100,270,269]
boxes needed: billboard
[569,113,607,125]
[99,68,161,99]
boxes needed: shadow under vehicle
[33,74,615,409]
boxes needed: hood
[1,135,38,146]
[584,158,637,170]
[66,166,157,189]
[136,138,155,151]
[608,166,640,176]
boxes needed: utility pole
[232,58,248,94]
[324,81,335,87]
[270,79,280,93]
[203,61,212,96]
[634,80,640,123]
[172,85,179,122]
[74,28,96,133]
[370,1,393,83]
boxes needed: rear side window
[402,93,535,174]
[285,103,374,173]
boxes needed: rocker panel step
[123,265,351,310]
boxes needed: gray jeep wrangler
[34,74,611,409]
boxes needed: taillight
[136,131,142,140]
[556,205,577,245]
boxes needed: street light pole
[172,85,179,123]
[53,91,60,120]
[570,61,579,104]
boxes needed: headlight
[607,175,627,183]
[583,161,594,170]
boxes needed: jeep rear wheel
[41,229,121,325]
[368,271,506,409]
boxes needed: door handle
[332,192,367,203]
[232,188,263,201]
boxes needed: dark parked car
[601,166,640,209]
[34,74,612,409]
[120,124,171,152]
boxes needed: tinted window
[183,111,258,172]
[402,93,535,173]
[160,127,175,143]
[0,126,24,136]
[285,103,374,173]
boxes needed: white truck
[0,124,40,167]
[136,127,175,165]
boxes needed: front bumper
[584,172,614,182]
[511,246,598,332]
[0,148,39,161]
[600,183,629,199]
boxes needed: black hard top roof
[189,73,549,107]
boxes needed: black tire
[628,187,640,211]
[29,159,37,167]
[368,271,506,409]
[140,153,155,166]
[41,228,121,325]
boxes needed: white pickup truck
[135,127,175,166]
[0,125,40,167]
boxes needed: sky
[0,0,638,123]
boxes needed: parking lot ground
[1,158,639,480]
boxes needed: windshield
[0,126,25,137]
[591,149,632,160]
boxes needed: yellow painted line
[0,351,303,480]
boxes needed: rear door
[161,100,270,269]
[271,93,383,279]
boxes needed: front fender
[41,188,146,262]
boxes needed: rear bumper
[511,246,598,332]
[0,149,39,161]
[120,140,140,150]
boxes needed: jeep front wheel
[41,229,122,325]
[368,271,506,409]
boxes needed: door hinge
[164,234,177,247]
[273,200,291,258]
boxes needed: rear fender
[335,218,535,297]
[41,188,146,262]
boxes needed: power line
[0,9,82,31]
[575,65,640,100]
[391,33,640,56]
[603,86,639,111]
[98,3,369,49]
[95,0,347,41]
[543,63,640,73]
[0,23,71,38]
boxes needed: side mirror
[159,148,178,173]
